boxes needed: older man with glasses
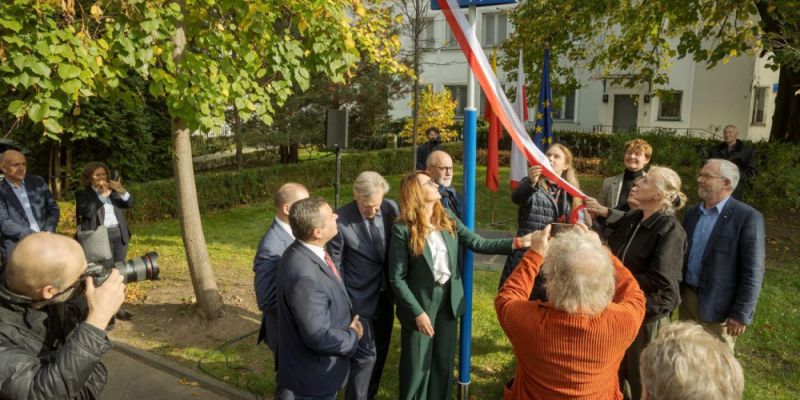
[680,159,765,350]
[426,150,462,221]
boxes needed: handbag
[76,225,113,264]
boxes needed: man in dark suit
[709,124,757,200]
[328,172,399,400]
[426,150,461,221]
[0,150,59,265]
[680,158,765,350]
[277,197,363,399]
[253,182,309,399]
[416,127,442,171]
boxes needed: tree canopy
[506,0,799,141]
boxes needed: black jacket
[75,187,133,244]
[0,286,111,399]
[415,140,442,171]
[606,209,687,322]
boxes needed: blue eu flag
[533,49,554,152]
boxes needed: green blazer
[388,212,513,326]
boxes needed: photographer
[0,233,126,399]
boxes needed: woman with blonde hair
[498,143,587,295]
[388,172,531,400]
[586,165,688,400]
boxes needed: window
[553,91,577,121]
[420,18,435,49]
[657,91,682,121]
[445,13,467,48]
[751,86,767,124]
[482,13,508,47]
[445,85,468,117]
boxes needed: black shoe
[115,308,133,321]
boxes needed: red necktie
[324,252,341,281]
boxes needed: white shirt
[426,230,450,285]
[274,217,294,239]
[95,190,130,227]
[299,240,327,266]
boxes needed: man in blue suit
[0,150,60,266]
[253,182,309,399]
[328,172,399,400]
[277,197,363,399]
[680,159,765,350]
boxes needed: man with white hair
[328,171,399,400]
[640,321,744,400]
[426,150,462,221]
[495,224,645,399]
[709,124,756,199]
[681,159,765,350]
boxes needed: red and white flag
[510,50,528,189]
[439,0,584,199]
[484,48,501,192]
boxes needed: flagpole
[457,4,477,400]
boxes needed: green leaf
[7,100,26,117]
[0,18,22,33]
[30,61,51,77]
[42,118,64,134]
[59,79,81,94]
[27,102,48,122]
[57,64,81,79]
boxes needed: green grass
[121,168,799,399]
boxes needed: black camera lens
[115,252,160,284]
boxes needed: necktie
[324,252,341,281]
[368,217,385,262]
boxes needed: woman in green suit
[388,172,532,400]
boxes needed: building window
[751,86,767,124]
[553,91,577,121]
[445,13,468,48]
[445,85,468,117]
[420,18,435,49]
[658,91,682,121]
[482,13,508,47]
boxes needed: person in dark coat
[498,143,587,295]
[328,172,399,400]
[0,233,126,400]
[75,162,134,265]
[709,124,756,199]
[587,166,688,400]
[415,127,442,171]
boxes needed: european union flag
[533,49,554,151]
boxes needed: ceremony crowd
[0,124,764,400]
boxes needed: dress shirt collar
[700,195,732,215]
[274,217,294,239]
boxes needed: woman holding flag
[388,171,532,400]
[497,143,588,295]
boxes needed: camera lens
[115,252,160,284]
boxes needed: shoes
[115,308,133,321]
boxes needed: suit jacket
[389,210,513,327]
[599,173,624,208]
[75,187,133,244]
[0,176,59,262]
[253,219,294,350]
[682,198,765,325]
[328,199,399,319]
[277,241,358,396]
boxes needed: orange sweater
[495,250,645,400]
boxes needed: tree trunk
[171,9,223,319]
[172,117,224,319]
[279,143,299,163]
[233,107,244,171]
[769,67,800,142]
[63,142,72,195]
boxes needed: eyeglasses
[432,166,453,172]
[50,271,91,299]
[697,173,725,181]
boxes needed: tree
[506,0,800,142]
[0,0,405,318]
[401,86,458,142]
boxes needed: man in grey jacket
[0,232,126,399]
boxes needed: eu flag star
[535,126,543,133]
[536,112,543,120]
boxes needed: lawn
[111,166,799,399]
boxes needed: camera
[85,252,160,286]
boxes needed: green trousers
[399,283,457,400]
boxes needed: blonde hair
[647,166,687,216]
[640,321,744,400]
[397,172,455,256]
[541,229,615,315]
[538,143,582,210]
